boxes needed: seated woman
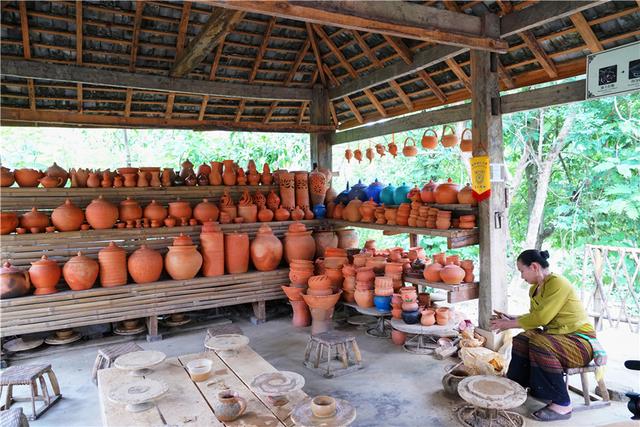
[490,249,604,422]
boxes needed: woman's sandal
[531,406,572,421]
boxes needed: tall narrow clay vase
[128,245,163,284]
[201,221,225,277]
[250,224,283,271]
[309,168,328,206]
[278,171,295,210]
[224,232,249,274]
[294,171,310,210]
[98,241,127,287]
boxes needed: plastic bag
[459,330,513,376]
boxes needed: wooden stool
[91,342,143,385]
[564,363,610,411]
[0,407,29,427]
[303,332,363,378]
[0,364,61,421]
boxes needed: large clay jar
[336,228,358,249]
[194,198,220,223]
[313,231,338,258]
[440,262,465,285]
[14,168,42,187]
[200,221,225,277]
[0,166,15,187]
[222,160,236,186]
[279,171,295,210]
[343,200,363,222]
[309,168,328,206]
[424,262,443,282]
[144,200,168,222]
[434,178,460,204]
[219,190,237,220]
[1,262,31,298]
[19,207,50,231]
[457,183,477,206]
[86,195,118,229]
[51,199,84,231]
[1,212,19,235]
[237,190,258,223]
[98,242,127,287]
[119,197,143,222]
[29,255,61,295]
[128,245,163,284]
[165,235,203,280]
[420,180,437,203]
[224,232,250,274]
[168,200,192,220]
[250,224,283,271]
[63,252,99,291]
[294,172,310,209]
[284,222,316,263]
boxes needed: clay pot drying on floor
[165,234,203,280]
[224,232,249,274]
[0,167,15,187]
[457,183,477,205]
[119,197,142,222]
[278,171,295,210]
[1,212,19,235]
[14,168,42,187]
[250,225,283,271]
[440,263,465,285]
[128,245,163,284]
[1,261,31,298]
[51,199,84,231]
[19,207,49,232]
[168,200,192,220]
[29,255,61,295]
[391,329,406,345]
[434,178,459,204]
[200,221,225,277]
[284,222,316,263]
[85,196,118,229]
[98,241,127,287]
[63,252,98,291]
[313,231,338,258]
[193,198,219,223]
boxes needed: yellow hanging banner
[470,155,491,202]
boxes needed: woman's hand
[493,310,515,320]
[490,317,519,331]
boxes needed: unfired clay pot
[224,232,250,274]
[313,231,338,258]
[85,196,118,229]
[250,224,283,271]
[128,245,163,284]
[51,199,84,231]
[29,255,61,295]
[98,241,127,287]
[63,252,99,291]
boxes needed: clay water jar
[284,223,316,263]
[20,207,50,231]
[193,198,219,223]
[51,199,84,231]
[457,183,477,205]
[168,200,192,220]
[424,262,443,282]
[165,236,203,280]
[144,200,168,222]
[1,212,19,235]
[222,160,236,186]
[1,261,31,299]
[63,252,99,291]
[343,199,363,222]
[224,232,249,274]
[119,197,143,222]
[213,390,247,422]
[250,225,283,271]
[436,307,450,325]
[336,228,358,249]
[434,178,460,204]
[86,195,118,229]
[14,168,42,187]
[98,242,127,287]
[128,245,163,284]
[440,263,465,285]
[29,255,61,295]
[421,309,436,326]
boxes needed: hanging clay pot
[366,147,375,163]
[19,207,50,232]
[1,212,18,235]
[434,178,460,204]
[278,171,295,211]
[284,222,316,263]
[86,196,118,229]
[1,261,31,299]
[224,232,250,274]
[375,143,386,157]
[222,160,236,186]
[128,245,163,284]
[119,197,143,222]
[29,255,61,295]
[45,162,68,187]
[354,148,363,163]
[194,198,220,223]
[237,190,257,223]
[250,224,283,271]
[98,241,127,287]
[441,125,459,147]
[345,148,353,163]
[457,183,477,206]
[460,128,472,152]
[421,129,438,149]
[51,199,84,232]
[63,252,99,291]
[165,235,203,280]
[144,200,167,222]
[402,137,418,157]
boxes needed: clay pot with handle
[45,162,68,187]
[460,128,472,152]
[402,137,418,157]
[213,390,247,422]
[38,175,64,188]
[441,125,459,147]
[421,129,438,149]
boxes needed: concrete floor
[2,313,637,427]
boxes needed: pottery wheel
[3,337,44,352]
[114,350,166,376]
[44,331,81,346]
[164,314,191,327]
[250,371,305,406]
[204,334,249,356]
[458,376,527,410]
[456,404,525,427]
[114,324,146,336]
[108,378,168,413]
[291,397,356,427]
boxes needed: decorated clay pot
[294,172,310,210]
[29,255,61,295]
[440,263,465,285]
[14,168,42,187]
[119,197,143,222]
[278,171,295,210]
[284,222,316,263]
[128,245,163,284]
[165,236,203,280]
[309,168,328,206]
[291,206,304,221]
[266,190,280,211]
[144,200,168,222]
[86,195,118,229]
[1,212,19,235]
[1,261,31,298]
[434,178,459,204]
[19,207,50,231]
[224,232,249,274]
[63,252,99,290]
[193,198,220,223]
[51,199,84,232]
[250,225,283,271]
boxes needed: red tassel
[472,189,491,202]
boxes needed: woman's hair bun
[540,250,550,260]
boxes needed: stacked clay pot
[284,222,315,263]
[193,198,219,223]
[354,266,374,308]
[98,242,127,287]
[237,190,258,223]
[336,229,358,250]
[19,207,50,233]
[435,210,452,230]
[128,245,163,284]
[250,224,282,271]
[51,199,84,231]
[63,252,99,290]
[1,212,19,235]
[1,262,31,298]
[224,232,249,274]
[341,263,356,302]
[458,214,477,229]
[29,255,61,295]
[313,231,338,258]
[391,293,402,320]
[165,234,203,280]
[281,284,311,327]
[200,221,225,277]
[307,274,332,296]
[396,203,410,226]
[373,276,393,312]
[86,196,118,229]
[385,261,404,292]
[400,286,421,324]
[302,275,342,335]
[461,260,475,282]
[425,207,438,228]
[289,259,314,288]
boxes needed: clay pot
[257,207,274,222]
[311,396,337,418]
[254,191,266,208]
[282,285,305,302]
[1,212,19,235]
[193,199,220,223]
[1,261,31,298]
[278,171,295,210]
[144,200,168,222]
[460,128,472,152]
[391,329,407,345]
[261,163,273,185]
[119,197,143,222]
[290,299,311,327]
[388,141,398,157]
[294,171,310,210]
[291,206,305,221]
[199,221,225,277]
[168,200,192,220]
[420,180,437,203]
[224,232,250,274]
[149,171,162,187]
[222,160,236,186]
[29,255,61,295]
[289,266,314,288]
[49,199,83,232]
[39,175,64,188]
[436,307,450,325]
[441,125,459,147]
[44,162,68,186]
[313,231,338,258]
[238,204,258,223]
[266,190,281,211]
[98,242,127,287]
[345,148,353,163]
[457,183,477,205]
[358,198,377,223]
[424,263,443,282]
[421,309,436,326]
[402,137,418,157]
[308,274,332,291]
[343,200,363,222]
[86,196,118,229]
[354,289,374,308]
[213,390,247,422]
[19,207,49,231]
[309,168,328,206]
[165,238,203,280]
[274,206,290,221]
[128,245,163,284]
[100,171,113,187]
[421,129,438,149]
[440,263,465,285]
[121,173,136,187]
[63,252,99,291]
[250,225,283,271]
[434,178,459,204]
[14,168,42,187]
[284,223,316,263]
[0,167,15,187]
[355,266,375,283]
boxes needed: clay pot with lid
[257,207,274,222]
[128,245,163,284]
[200,221,225,277]
[1,261,31,298]
[193,198,220,223]
[434,178,460,204]
[86,195,118,229]
[98,241,127,287]
[457,183,477,206]
[63,252,99,291]
[1,212,19,235]
[19,207,50,231]
[44,162,68,187]
[224,232,249,274]
[165,235,203,280]
[119,197,143,222]
[29,255,61,295]
[168,200,192,220]
[250,225,283,271]
[0,166,15,187]
[14,168,43,187]
[420,180,437,203]
[144,200,167,222]
[51,199,84,231]
[284,222,316,263]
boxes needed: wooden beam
[310,85,333,170]
[170,8,244,77]
[206,1,508,52]
[306,22,326,86]
[175,2,192,57]
[129,1,145,72]
[570,12,604,53]
[2,59,314,101]
[76,0,83,113]
[519,30,558,78]
[497,61,516,89]
[18,0,35,111]
[445,58,472,91]
[209,44,224,80]
[235,99,246,122]
[322,63,363,124]
[1,108,336,133]
[298,101,308,125]
[124,88,133,117]
[328,102,339,127]
[249,17,275,82]
[165,93,175,119]
[198,95,209,121]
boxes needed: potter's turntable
[456,375,526,427]
[204,334,249,357]
[114,350,166,376]
[108,378,168,412]
[250,371,305,406]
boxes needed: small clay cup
[311,396,336,418]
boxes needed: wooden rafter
[298,101,308,125]
[519,30,558,78]
[18,1,35,111]
[570,12,604,52]
[235,99,246,122]
[306,22,326,86]
[249,17,276,83]
[323,63,363,124]
[75,0,83,113]
[165,93,175,119]
[126,0,145,117]
[198,96,209,121]
[167,2,191,119]
[445,58,472,91]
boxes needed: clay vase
[309,168,328,206]
[420,309,436,326]
[168,200,192,220]
[278,171,295,211]
[207,162,222,185]
[250,224,283,271]
[261,163,272,185]
[257,207,274,222]
[100,171,112,188]
[222,160,236,186]
[343,200,363,222]
[1,262,31,299]
[29,255,61,295]
[0,212,19,235]
[336,229,358,249]
[284,222,316,263]
[165,235,203,280]
[313,231,338,258]
[292,171,309,210]
[457,183,477,206]
[435,307,450,325]
[98,241,127,287]
[266,190,280,211]
[121,173,136,187]
[213,390,247,422]
[144,200,168,222]
[0,166,15,187]
[289,299,311,327]
[161,168,174,187]
[224,232,250,274]
[237,190,257,223]
[128,245,163,284]
[193,198,220,223]
[19,207,50,232]
[424,263,443,282]
[440,263,465,285]
[200,221,225,277]
[14,168,42,187]
[434,178,460,204]
[45,162,68,187]
[274,206,290,221]
[86,195,118,229]
[119,197,143,222]
[236,167,247,185]
[63,252,99,291]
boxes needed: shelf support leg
[146,316,162,342]
[251,300,267,325]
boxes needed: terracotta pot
[199,222,225,277]
[193,198,220,223]
[1,212,19,235]
[309,168,328,206]
[290,206,304,221]
[284,223,316,263]
[266,190,280,211]
[63,252,99,290]
[38,175,63,188]
[254,191,266,208]
[434,178,460,204]
[261,163,272,185]
[257,207,274,222]
[292,171,309,210]
[49,199,83,232]
[289,299,311,327]
[102,171,114,187]
[29,255,61,295]
[1,261,31,298]
[424,263,443,282]
[391,329,406,345]
[336,229,358,249]
[250,225,283,271]
[238,204,258,224]
[402,137,418,157]
[457,183,477,205]
[14,168,42,187]
[0,167,15,187]
[354,289,374,308]
[98,241,127,287]
[128,245,163,284]
[441,125,459,147]
[274,206,290,221]
[143,200,167,222]
[213,390,247,422]
[222,160,236,186]
[42,162,68,186]
[86,195,118,229]
[343,200,363,222]
[354,266,374,284]
[421,129,438,149]
[440,263,465,285]
[436,307,450,325]
[445,255,460,266]
[168,200,192,220]
[224,232,250,274]
[289,266,314,287]
[308,275,332,291]
[118,197,142,222]
[165,243,203,280]
[421,309,436,326]
[324,267,343,292]
[278,171,295,210]
[19,207,50,231]
[313,231,338,258]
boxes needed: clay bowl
[301,290,342,310]
[281,285,305,301]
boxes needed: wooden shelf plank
[405,274,479,303]
[329,219,478,239]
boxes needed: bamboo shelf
[404,274,479,303]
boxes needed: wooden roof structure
[1,1,639,132]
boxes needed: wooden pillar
[471,14,508,330]
[309,84,334,170]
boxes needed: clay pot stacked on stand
[98,242,127,287]
[425,207,438,229]
[359,198,377,223]
[128,245,163,284]
[384,261,404,292]
[250,224,283,272]
[281,284,311,328]
[302,275,342,335]
[165,234,203,280]
[354,266,374,308]
[200,221,225,277]
[29,255,61,295]
[400,286,420,324]
[373,276,393,311]
[384,207,397,225]
[224,232,249,274]
[144,200,168,226]
[396,203,410,226]
[341,264,356,302]
[374,205,386,224]
[461,260,475,282]
[323,255,346,293]
[284,222,315,264]
[390,294,402,320]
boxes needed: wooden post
[471,14,508,330]
[251,300,266,325]
[146,315,161,342]
[310,85,334,171]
